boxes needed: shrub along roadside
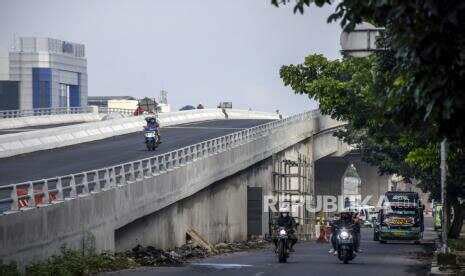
[0,246,139,276]
[0,239,268,275]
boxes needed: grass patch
[0,261,21,276]
[25,247,139,276]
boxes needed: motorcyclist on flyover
[328,211,361,254]
[144,116,161,143]
[274,209,298,252]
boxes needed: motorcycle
[335,227,356,264]
[144,127,159,151]
[276,227,290,263]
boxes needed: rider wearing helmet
[329,211,361,254]
[275,206,298,252]
[144,116,161,143]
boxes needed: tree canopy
[273,0,465,145]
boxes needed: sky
[0,0,341,115]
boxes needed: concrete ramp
[0,109,279,159]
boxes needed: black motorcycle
[335,227,356,264]
[144,127,159,151]
[276,227,290,263]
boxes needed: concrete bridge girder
[312,129,352,161]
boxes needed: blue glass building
[0,37,87,110]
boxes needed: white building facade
[340,22,384,58]
[0,37,87,110]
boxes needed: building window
[38,81,50,108]
[33,68,51,109]
[59,83,69,107]
[0,81,19,110]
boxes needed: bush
[0,261,21,276]
[449,239,465,252]
[25,246,138,276]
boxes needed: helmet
[340,212,353,222]
[278,202,290,213]
[279,203,291,217]
[145,116,156,123]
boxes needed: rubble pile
[174,243,210,259]
[125,245,184,266]
[214,239,269,254]
[124,239,268,267]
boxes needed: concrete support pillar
[314,157,349,199]
[353,161,390,206]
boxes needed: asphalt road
[0,122,85,135]
[0,119,272,186]
[105,218,435,276]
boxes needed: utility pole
[440,138,449,253]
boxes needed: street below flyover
[104,218,435,276]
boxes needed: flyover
[0,110,389,267]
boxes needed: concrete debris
[214,239,269,254]
[175,243,210,259]
[126,245,184,267]
[124,239,268,267]
[186,228,217,253]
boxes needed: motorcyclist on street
[144,116,161,143]
[275,210,298,252]
[328,211,361,255]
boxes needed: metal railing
[97,107,136,116]
[0,107,93,119]
[0,110,318,215]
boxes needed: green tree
[272,0,465,146]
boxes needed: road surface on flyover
[105,218,435,276]
[0,119,272,186]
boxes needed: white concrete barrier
[0,109,277,159]
[0,113,103,130]
[225,109,280,120]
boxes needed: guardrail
[97,107,136,116]
[0,110,317,215]
[0,107,93,119]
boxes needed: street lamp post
[440,138,449,253]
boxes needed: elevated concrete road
[0,122,86,135]
[0,119,272,186]
[105,219,434,276]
